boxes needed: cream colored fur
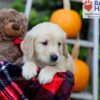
[21,22,75,84]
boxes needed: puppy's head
[21,22,68,65]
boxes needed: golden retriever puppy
[21,22,75,84]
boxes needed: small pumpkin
[72,37,90,92]
[73,59,90,92]
[50,9,82,38]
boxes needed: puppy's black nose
[50,54,58,62]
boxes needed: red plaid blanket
[0,61,74,100]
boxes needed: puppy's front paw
[38,67,55,84]
[22,62,37,80]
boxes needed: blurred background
[0,0,100,100]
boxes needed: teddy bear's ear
[21,33,34,60]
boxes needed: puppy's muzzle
[50,54,58,62]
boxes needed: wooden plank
[71,92,93,100]
[66,39,94,48]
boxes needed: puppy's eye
[41,41,48,45]
[58,42,61,46]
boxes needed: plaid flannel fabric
[0,61,74,100]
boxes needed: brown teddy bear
[0,8,27,64]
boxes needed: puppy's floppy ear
[21,33,34,59]
[63,43,68,58]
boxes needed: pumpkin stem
[72,35,80,60]
[63,0,71,9]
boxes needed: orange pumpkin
[73,59,90,92]
[50,9,82,38]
